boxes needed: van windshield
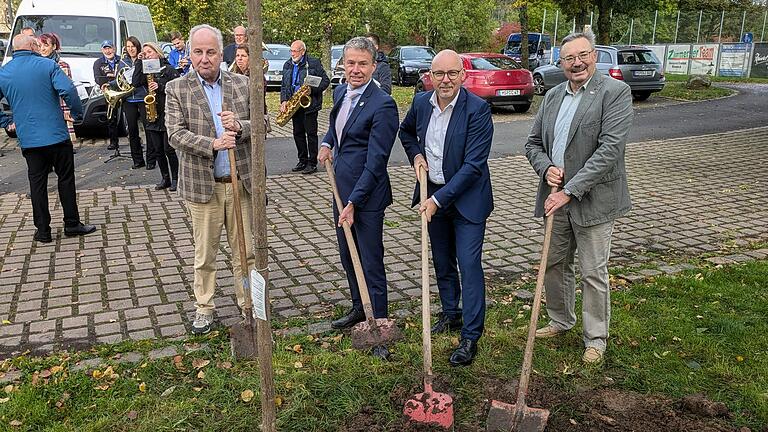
[12,15,115,57]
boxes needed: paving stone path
[0,126,766,357]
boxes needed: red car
[415,53,534,112]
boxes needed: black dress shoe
[64,223,97,237]
[169,180,178,192]
[431,313,463,334]
[107,143,118,151]
[34,230,52,243]
[449,338,478,367]
[146,162,156,170]
[132,162,146,169]
[301,164,317,174]
[291,162,307,172]
[155,178,171,190]
[371,345,390,361]
[330,308,366,329]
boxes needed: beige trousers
[186,182,255,315]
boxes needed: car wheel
[632,91,652,101]
[515,103,532,113]
[414,80,425,94]
[4,127,16,139]
[533,75,546,96]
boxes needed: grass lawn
[1,260,765,431]
[664,74,768,85]
[657,82,736,101]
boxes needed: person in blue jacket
[399,49,494,367]
[0,34,97,243]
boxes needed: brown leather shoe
[582,347,604,364]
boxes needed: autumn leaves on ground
[0,260,766,431]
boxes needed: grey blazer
[525,72,634,227]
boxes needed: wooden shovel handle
[418,166,434,387]
[514,186,558,414]
[228,147,253,310]
[324,159,377,325]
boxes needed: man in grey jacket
[525,32,634,364]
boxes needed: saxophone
[275,84,311,126]
[144,73,157,123]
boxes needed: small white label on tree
[250,270,267,321]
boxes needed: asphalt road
[1,83,766,194]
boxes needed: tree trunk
[595,0,612,45]
[245,0,276,431]
[321,22,332,73]
[520,4,529,70]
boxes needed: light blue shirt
[199,72,229,178]
[552,77,592,168]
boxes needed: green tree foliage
[127,0,246,40]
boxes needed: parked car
[331,44,343,70]
[159,41,173,59]
[388,45,436,86]
[330,45,345,89]
[264,43,291,91]
[532,44,665,101]
[415,53,534,112]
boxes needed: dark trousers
[146,129,178,181]
[427,183,487,341]
[107,107,121,147]
[123,101,144,165]
[292,109,318,166]
[333,203,388,318]
[21,140,80,233]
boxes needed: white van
[3,0,157,135]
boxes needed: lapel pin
[359,101,364,106]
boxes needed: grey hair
[343,36,376,62]
[293,40,306,51]
[561,31,596,49]
[189,24,224,52]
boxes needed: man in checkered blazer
[166,24,255,335]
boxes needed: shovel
[403,166,454,429]
[323,159,402,352]
[227,147,259,359]
[486,186,558,432]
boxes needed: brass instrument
[275,84,311,126]
[104,66,134,119]
[144,73,157,123]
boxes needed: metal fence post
[740,10,746,41]
[674,10,680,43]
[652,10,658,44]
[553,10,559,46]
[718,10,724,42]
[696,10,702,43]
[572,16,575,34]
[629,18,634,44]
[762,10,767,42]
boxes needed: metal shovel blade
[486,400,549,432]
[404,390,454,430]
[350,318,403,349]
[229,277,259,360]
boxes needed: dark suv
[532,45,665,100]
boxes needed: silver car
[264,43,291,91]
[532,45,665,101]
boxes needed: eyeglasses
[289,48,304,53]
[431,69,462,80]
[561,50,594,64]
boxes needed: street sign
[742,32,754,44]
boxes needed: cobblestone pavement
[0,126,766,356]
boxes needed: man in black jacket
[366,33,392,95]
[280,40,330,174]
[93,40,121,151]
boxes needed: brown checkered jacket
[166,71,252,204]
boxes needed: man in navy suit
[318,37,399,359]
[399,50,494,366]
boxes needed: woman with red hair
[38,33,76,143]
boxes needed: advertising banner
[689,44,719,75]
[647,45,668,69]
[665,44,691,74]
[719,43,751,77]
[750,43,768,78]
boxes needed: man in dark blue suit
[399,50,494,366]
[318,37,399,358]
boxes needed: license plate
[497,89,521,96]
[633,70,654,77]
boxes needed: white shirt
[425,90,460,186]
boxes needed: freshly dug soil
[342,374,750,432]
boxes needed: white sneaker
[192,312,214,335]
